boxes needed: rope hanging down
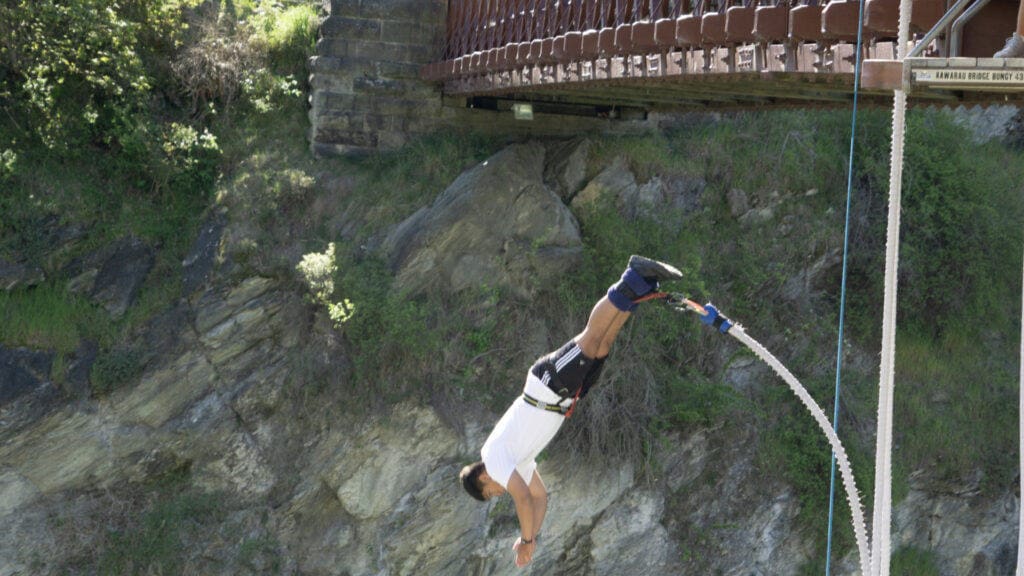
[656,295,872,576]
[871,0,913,566]
[826,0,868,571]
[1017,249,1024,576]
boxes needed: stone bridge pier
[309,0,651,155]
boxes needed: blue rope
[825,3,867,574]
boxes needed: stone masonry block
[377,61,425,80]
[362,113,388,131]
[316,37,350,58]
[381,20,439,46]
[321,16,382,41]
[352,76,418,95]
[349,40,432,64]
[309,55,348,73]
[330,0,446,24]
[367,97,429,116]
[310,73,357,93]
[314,126,379,148]
[317,91,357,111]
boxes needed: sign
[914,68,1024,86]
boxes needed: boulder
[325,404,458,520]
[0,258,44,291]
[66,236,155,319]
[670,424,816,575]
[727,187,750,218]
[573,157,705,221]
[384,143,582,298]
[544,137,591,202]
[891,472,1018,576]
[0,346,63,435]
[589,491,680,576]
[572,156,637,212]
[64,340,97,401]
[0,346,53,406]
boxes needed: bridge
[420,0,1024,115]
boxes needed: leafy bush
[0,148,16,181]
[113,118,222,196]
[91,345,145,395]
[249,3,320,77]
[335,252,441,402]
[855,110,1024,335]
[296,242,354,326]
[0,0,198,149]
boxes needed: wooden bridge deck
[422,0,1024,115]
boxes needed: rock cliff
[0,140,1018,576]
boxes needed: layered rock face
[383,142,583,299]
[1,141,1019,576]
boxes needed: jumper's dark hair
[459,461,487,502]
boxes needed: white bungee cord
[663,297,871,576]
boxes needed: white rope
[729,326,871,576]
[1018,247,1024,576]
[870,87,906,576]
[870,0,912,564]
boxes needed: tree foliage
[0,0,199,150]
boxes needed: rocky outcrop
[0,272,302,575]
[182,211,226,295]
[893,473,1018,576]
[383,143,583,299]
[572,155,705,221]
[65,235,155,319]
[0,346,61,434]
[0,258,43,291]
[544,138,591,202]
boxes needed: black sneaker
[629,255,683,283]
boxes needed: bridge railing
[422,0,953,82]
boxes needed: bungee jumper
[459,255,869,572]
[458,254,683,568]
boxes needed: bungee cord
[653,294,872,576]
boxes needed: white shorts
[480,373,565,488]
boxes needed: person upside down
[459,255,683,568]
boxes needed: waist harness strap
[522,393,573,416]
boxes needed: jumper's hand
[512,537,536,568]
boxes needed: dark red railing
[439,1,684,62]
[421,0,945,83]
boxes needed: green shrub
[97,488,226,575]
[335,252,441,402]
[0,0,198,150]
[890,546,942,575]
[0,148,16,181]
[296,242,355,326]
[251,4,320,76]
[91,346,145,396]
[114,117,222,196]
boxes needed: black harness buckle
[522,393,572,415]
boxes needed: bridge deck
[428,43,1024,114]
[423,0,1024,114]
